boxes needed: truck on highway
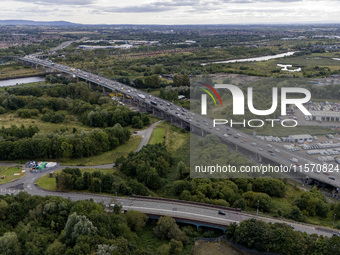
[150,101,158,106]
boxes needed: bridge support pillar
[137,100,139,107]
[102,87,105,93]
[144,104,147,112]
[153,107,155,114]
[257,154,262,162]
[77,77,79,83]
[130,98,132,104]
[123,94,126,102]
[161,111,164,119]
[180,120,183,128]
[235,145,238,152]
[88,83,92,89]
[201,129,204,136]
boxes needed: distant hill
[0,20,78,26]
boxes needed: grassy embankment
[0,166,25,184]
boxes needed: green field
[219,52,340,77]
[0,166,25,184]
[0,63,45,79]
[149,126,166,144]
[0,113,92,133]
[195,239,251,255]
[35,167,117,191]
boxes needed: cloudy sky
[1,0,340,24]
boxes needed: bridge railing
[131,195,241,212]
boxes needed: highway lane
[0,167,336,237]
[19,55,340,188]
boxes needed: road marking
[123,205,238,224]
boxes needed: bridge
[0,166,336,237]
[17,55,340,189]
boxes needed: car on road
[270,153,276,156]
[258,148,263,151]
[218,211,226,215]
[329,176,336,180]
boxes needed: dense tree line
[1,83,150,128]
[0,125,39,140]
[226,219,340,255]
[116,144,174,190]
[56,168,152,196]
[0,192,192,255]
[0,124,130,160]
[173,178,285,211]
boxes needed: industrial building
[310,111,340,122]
[288,134,314,143]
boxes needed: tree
[0,232,21,255]
[125,210,148,232]
[177,161,188,179]
[154,216,185,241]
[113,204,122,214]
[0,199,9,220]
[45,240,67,255]
[144,75,161,88]
[169,239,183,255]
[131,116,143,129]
[61,212,97,246]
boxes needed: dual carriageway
[19,55,340,189]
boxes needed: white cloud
[0,0,339,24]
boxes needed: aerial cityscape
[0,0,340,254]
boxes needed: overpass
[17,55,340,189]
[0,162,337,238]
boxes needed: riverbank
[0,75,48,87]
[0,72,52,81]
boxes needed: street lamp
[257,200,259,216]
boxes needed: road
[135,121,160,152]
[19,55,340,188]
[0,165,337,237]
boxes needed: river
[0,76,45,87]
[201,51,296,65]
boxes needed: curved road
[0,165,337,238]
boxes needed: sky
[1,0,340,25]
